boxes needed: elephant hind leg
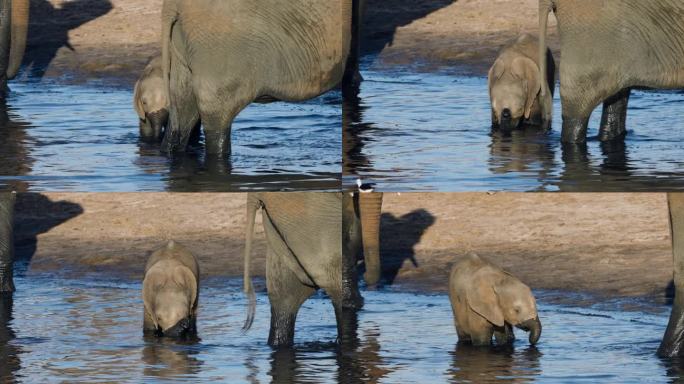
[599,88,631,141]
[267,248,316,348]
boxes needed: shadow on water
[448,343,542,383]
[25,0,114,78]
[379,210,435,285]
[13,193,83,270]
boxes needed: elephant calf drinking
[449,254,541,346]
[489,33,555,133]
[134,56,169,142]
[142,241,199,338]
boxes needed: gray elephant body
[161,0,352,155]
[0,192,14,293]
[0,0,28,96]
[134,56,169,142]
[540,0,684,143]
[489,33,555,133]
[143,241,200,338]
[243,192,343,347]
[449,254,541,346]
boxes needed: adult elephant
[539,0,684,143]
[161,0,354,156]
[342,191,382,310]
[0,0,28,96]
[242,192,344,347]
[0,191,14,293]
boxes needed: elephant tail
[242,193,261,333]
[539,0,553,98]
[7,0,28,80]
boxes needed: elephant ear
[142,269,164,328]
[487,58,505,92]
[173,265,198,310]
[511,56,541,120]
[133,79,146,121]
[466,267,505,327]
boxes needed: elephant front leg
[494,324,515,345]
[599,88,630,141]
[0,192,14,293]
[267,248,315,348]
[659,193,684,357]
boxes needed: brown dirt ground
[25,0,554,85]
[378,193,673,300]
[15,193,267,280]
[15,193,674,301]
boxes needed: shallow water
[3,274,683,383]
[0,79,341,192]
[344,67,684,191]
[1,274,340,383]
[352,289,681,383]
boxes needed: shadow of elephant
[379,209,436,285]
[23,0,113,78]
[13,193,84,272]
[361,0,456,58]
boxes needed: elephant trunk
[146,109,169,142]
[519,317,542,345]
[7,0,28,80]
[163,317,193,338]
[499,110,516,135]
[359,192,383,286]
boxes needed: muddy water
[344,67,684,191]
[0,79,341,192]
[1,274,340,383]
[3,273,683,383]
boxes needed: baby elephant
[143,241,199,338]
[488,33,555,133]
[449,254,541,346]
[134,56,168,141]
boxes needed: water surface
[0,79,341,191]
[344,67,684,191]
[3,274,684,383]
[351,289,681,383]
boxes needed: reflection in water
[344,69,684,191]
[448,344,541,383]
[343,78,375,177]
[0,80,341,191]
[488,129,556,186]
[0,294,20,383]
[0,102,34,191]
[141,337,204,378]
